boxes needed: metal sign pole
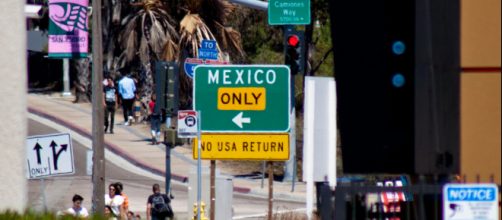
[197,111,202,220]
[210,160,216,220]
[268,161,274,220]
[165,130,171,197]
[41,178,47,212]
[261,161,266,188]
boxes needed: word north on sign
[194,65,290,132]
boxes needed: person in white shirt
[118,74,137,126]
[63,194,89,218]
[105,183,125,219]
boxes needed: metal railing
[335,184,442,220]
[331,183,501,220]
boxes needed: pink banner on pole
[48,0,89,58]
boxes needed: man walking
[103,76,117,133]
[147,183,173,220]
[118,73,136,126]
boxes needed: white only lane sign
[26,133,75,179]
[443,183,499,220]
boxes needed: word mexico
[193,134,289,160]
[194,65,290,132]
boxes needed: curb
[28,106,254,194]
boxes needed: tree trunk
[137,61,155,104]
[73,58,92,103]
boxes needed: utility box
[215,176,233,220]
[188,167,234,219]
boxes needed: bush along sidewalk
[0,210,110,220]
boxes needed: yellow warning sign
[193,133,289,160]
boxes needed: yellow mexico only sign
[193,134,289,161]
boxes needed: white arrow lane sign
[26,133,75,179]
[232,112,251,128]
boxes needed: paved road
[27,118,305,219]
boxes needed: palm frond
[179,13,221,58]
[215,22,244,57]
[121,15,139,62]
[162,39,179,61]
[120,2,179,63]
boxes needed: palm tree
[176,0,244,109]
[119,0,179,101]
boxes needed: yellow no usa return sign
[193,134,289,161]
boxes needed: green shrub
[0,210,109,220]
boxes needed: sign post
[194,65,291,219]
[196,111,202,220]
[27,133,75,211]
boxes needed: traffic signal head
[284,30,305,74]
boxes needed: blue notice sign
[447,187,496,201]
[443,184,499,220]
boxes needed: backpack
[105,88,116,102]
[151,194,173,217]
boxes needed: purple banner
[48,0,89,58]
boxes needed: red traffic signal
[287,35,300,47]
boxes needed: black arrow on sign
[33,142,43,164]
[50,141,68,170]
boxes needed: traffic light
[284,29,305,74]
[330,0,460,174]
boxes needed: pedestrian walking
[104,76,118,134]
[115,182,130,213]
[105,183,125,219]
[148,94,161,145]
[61,194,89,218]
[146,183,173,220]
[118,73,136,126]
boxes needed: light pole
[91,0,105,214]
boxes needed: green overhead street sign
[194,65,291,132]
[268,0,311,25]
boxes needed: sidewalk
[27,93,306,203]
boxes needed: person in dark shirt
[146,183,173,220]
[103,77,118,134]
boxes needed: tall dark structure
[155,61,179,116]
[330,0,460,174]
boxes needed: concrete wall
[0,0,27,212]
[460,0,501,184]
